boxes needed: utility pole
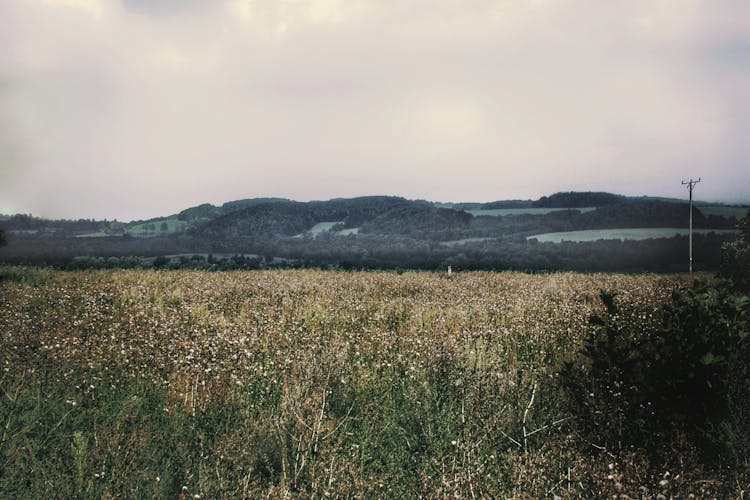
[682,178,701,273]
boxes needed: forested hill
[184,194,739,241]
[190,196,420,239]
[0,192,747,272]
[533,191,626,208]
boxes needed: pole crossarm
[681,178,701,189]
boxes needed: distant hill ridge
[1,190,745,272]
[1,191,746,241]
[171,192,742,241]
[175,191,662,224]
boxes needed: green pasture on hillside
[529,227,737,243]
[126,216,187,236]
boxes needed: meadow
[0,268,739,497]
[292,222,343,238]
[529,227,737,243]
[126,216,188,236]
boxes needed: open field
[336,227,360,236]
[0,268,738,497]
[126,216,187,236]
[294,223,361,238]
[75,231,110,238]
[292,221,343,238]
[529,227,737,243]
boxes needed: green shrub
[561,284,750,466]
[721,213,750,292]
[0,266,56,286]
[560,290,653,451]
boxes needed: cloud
[40,0,104,19]
[0,0,749,219]
[0,78,27,193]
[121,0,208,17]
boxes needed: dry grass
[3,268,736,497]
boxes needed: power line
[681,177,701,273]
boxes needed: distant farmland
[126,216,187,236]
[528,227,737,243]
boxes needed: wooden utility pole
[682,178,701,273]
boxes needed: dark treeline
[533,191,627,208]
[262,233,728,272]
[467,191,627,209]
[0,214,113,235]
[0,230,731,273]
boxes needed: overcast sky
[1,0,749,221]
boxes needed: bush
[0,266,55,286]
[561,284,750,466]
[720,213,750,292]
[560,290,653,451]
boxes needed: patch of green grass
[75,232,109,238]
[529,227,737,243]
[126,216,187,236]
[0,370,186,497]
[291,221,344,238]
[0,266,57,286]
[309,221,343,236]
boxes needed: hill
[0,192,746,272]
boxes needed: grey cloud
[0,77,26,189]
[121,0,211,17]
[0,0,748,220]
[712,41,750,68]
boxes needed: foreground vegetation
[1,267,747,497]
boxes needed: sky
[1,0,749,221]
